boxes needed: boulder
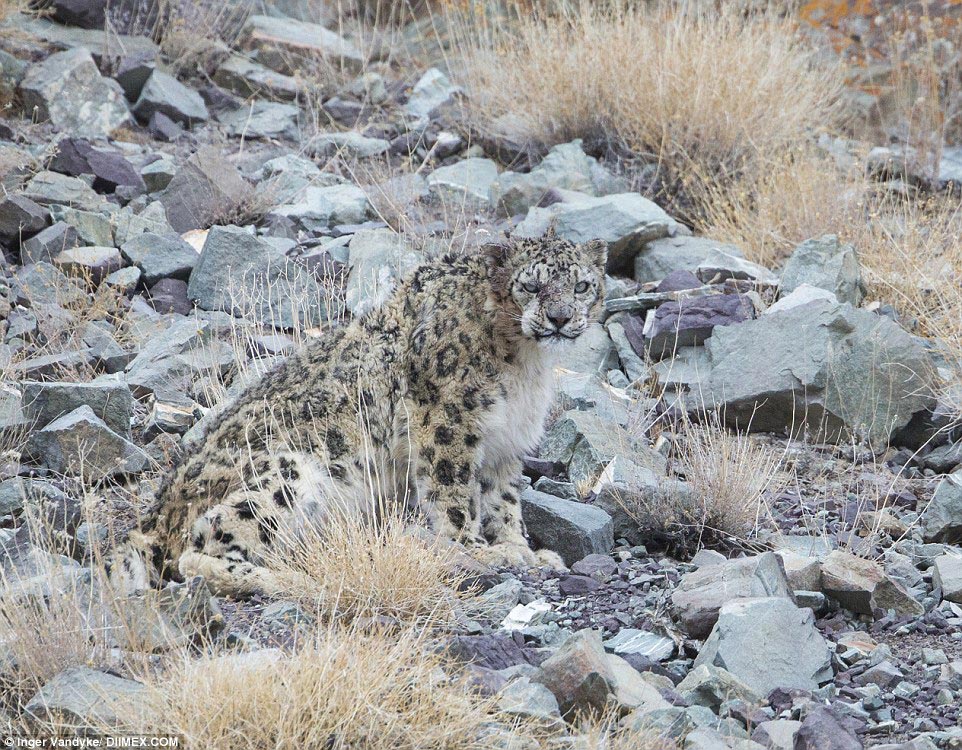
[427,158,499,209]
[671,552,794,638]
[706,298,935,447]
[26,405,147,478]
[764,284,837,315]
[751,720,801,750]
[344,228,422,317]
[404,67,460,119]
[780,235,863,305]
[20,221,80,265]
[819,550,923,616]
[497,677,563,731]
[21,380,134,436]
[0,195,47,240]
[514,191,678,273]
[19,48,131,136]
[309,132,390,159]
[157,147,252,233]
[534,630,669,718]
[645,294,754,359]
[560,322,620,376]
[24,667,146,730]
[922,471,962,543]
[48,137,145,195]
[696,249,777,285]
[520,488,613,566]
[932,553,962,603]
[241,15,363,75]
[793,706,861,750]
[188,225,332,329]
[214,54,300,100]
[267,183,372,234]
[490,139,626,216]
[694,597,833,695]
[219,101,300,141]
[676,664,761,709]
[23,171,106,211]
[634,236,745,284]
[49,207,114,247]
[53,245,123,284]
[132,70,208,126]
[120,232,198,285]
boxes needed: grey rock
[404,67,460,119]
[539,409,664,486]
[706,298,935,447]
[793,706,861,750]
[933,553,962,603]
[561,321,620,376]
[520,488,613,566]
[344,228,423,317]
[427,157,499,209]
[922,441,962,474]
[922,471,962,543]
[102,267,141,297]
[48,207,114,248]
[114,50,156,100]
[490,139,627,216]
[188,225,332,329]
[15,16,158,61]
[140,156,177,193]
[820,550,923,617]
[780,235,863,306]
[694,597,833,695]
[534,629,612,717]
[157,147,252,233]
[21,222,79,265]
[603,628,675,662]
[120,232,198,285]
[19,47,131,136]
[23,171,106,211]
[497,677,563,730]
[133,69,208,126]
[764,283,838,315]
[634,236,745,284]
[220,101,300,140]
[267,183,372,233]
[24,667,146,730]
[696,249,777,285]
[0,195,47,239]
[241,14,363,75]
[774,549,822,593]
[671,552,794,638]
[12,261,85,307]
[21,380,133,436]
[0,477,26,515]
[605,317,648,382]
[554,369,630,425]
[677,664,761,709]
[112,201,174,245]
[309,131,389,159]
[214,54,300,99]
[478,578,523,622]
[751,719,801,750]
[53,245,123,284]
[82,323,131,373]
[514,191,678,273]
[26,405,147,478]
[646,294,754,359]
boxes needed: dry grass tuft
[129,623,511,750]
[267,502,469,627]
[453,1,844,213]
[672,415,787,544]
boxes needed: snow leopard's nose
[546,305,573,330]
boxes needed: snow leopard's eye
[522,281,540,294]
[574,281,590,294]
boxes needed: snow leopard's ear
[581,238,608,271]
[482,238,515,291]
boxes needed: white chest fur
[479,344,556,471]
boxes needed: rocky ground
[0,1,961,749]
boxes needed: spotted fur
[124,231,608,597]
